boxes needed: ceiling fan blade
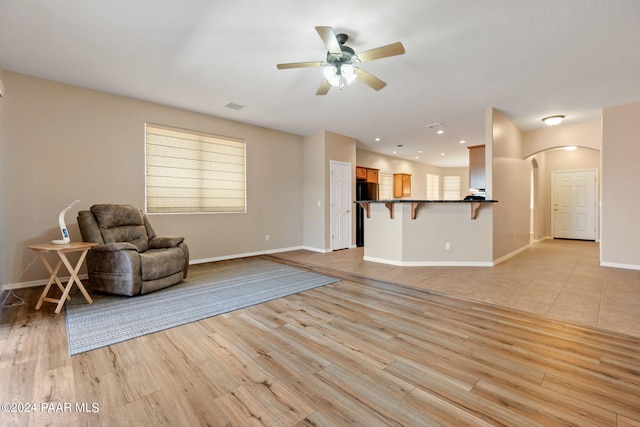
[315,26,342,54]
[277,61,323,69]
[316,80,331,95]
[357,42,405,62]
[354,68,387,91]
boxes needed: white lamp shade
[341,64,357,84]
[322,65,337,80]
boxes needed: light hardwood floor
[275,239,640,338]
[1,240,639,426]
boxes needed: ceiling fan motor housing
[327,44,357,67]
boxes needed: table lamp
[52,200,80,244]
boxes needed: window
[379,173,393,200]
[443,175,461,200]
[145,124,246,213]
[426,174,440,199]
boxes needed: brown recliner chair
[77,204,189,296]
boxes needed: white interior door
[330,161,352,250]
[552,169,597,240]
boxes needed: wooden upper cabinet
[356,166,379,183]
[366,168,378,184]
[393,173,411,198]
[468,145,486,190]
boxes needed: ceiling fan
[277,26,405,95]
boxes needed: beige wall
[522,120,601,157]
[2,72,305,286]
[301,131,357,252]
[0,69,5,284]
[489,108,530,261]
[302,131,326,251]
[601,101,640,268]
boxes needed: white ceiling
[1,0,639,167]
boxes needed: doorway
[330,160,352,250]
[552,169,597,240]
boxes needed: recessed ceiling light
[393,150,397,154]
[459,140,467,144]
[418,150,423,153]
[415,156,419,159]
[440,152,445,156]
[436,130,445,134]
[375,137,381,142]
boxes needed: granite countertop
[356,199,498,203]
[355,199,497,219]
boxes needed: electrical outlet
[265,234,270,242]
[445,242,451,250]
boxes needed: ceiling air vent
[426,122,446,129]
[225,102,245,110]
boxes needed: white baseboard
[363,256,494,267]
[363,244,532,267]
[2,274,88,292]
[191,246,306,265]
[301,246,332,254]
[2,246,308,291]
[493,244,531,266]
[600,261,640,271]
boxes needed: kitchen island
[356,199,497,266]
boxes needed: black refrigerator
[356,182,379,247]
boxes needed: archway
[530,158,540,242]
[526,147,601,243]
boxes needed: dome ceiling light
[542,115,565,126]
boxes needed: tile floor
[274,239,640,338]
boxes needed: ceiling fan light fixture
[542,115,565,126]
[278,26,405,95]
[341,63,354,76]
[323,65,342,87]
[322,65,337,79]
[341,63,357,85]
[328,75,342,87]
[323,63,357,88]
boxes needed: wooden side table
[27,242,97,314]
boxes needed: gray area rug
[65,257,339,355]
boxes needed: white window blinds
[443,175,461,200]
[379,173,393,200]
[145,124,246,213]
[426,174,440,199]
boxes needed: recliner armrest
[149,236,185,249]
[91,242,139,252]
